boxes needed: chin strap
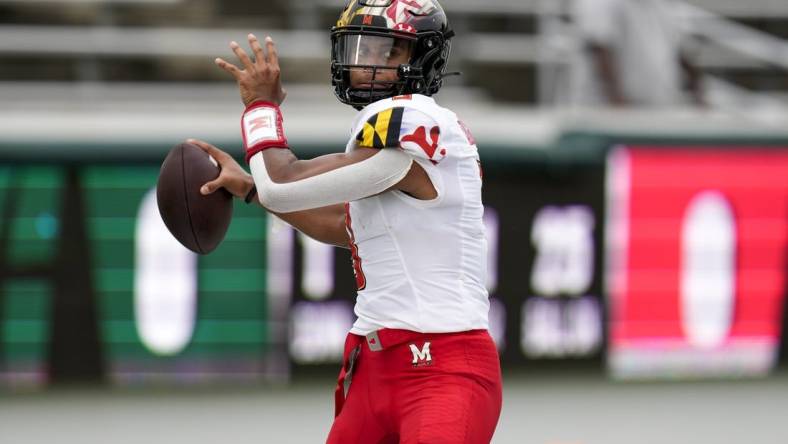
[438,71,462,80]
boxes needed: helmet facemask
[330,0,453,109]
[332,31,421,108]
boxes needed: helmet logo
[393,23,417,34]
[332,0,451,108]
[386,0,436,27]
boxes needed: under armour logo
[409,342,432,366]
[249,116,272,133]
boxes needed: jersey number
[344,203,367,291]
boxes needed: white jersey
[344,94,489,335]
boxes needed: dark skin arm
[192,139,348,247]
[276,155,435,241]
[193,139,435,248]
[275,204,348,248]
[197,33,436,247]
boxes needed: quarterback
[194,0,502,442]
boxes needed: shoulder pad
[355,105,447,164]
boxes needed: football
[156,142,233,254]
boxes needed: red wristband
[241,100,289,163]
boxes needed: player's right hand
[215,33,288,107]
[188,139,256,199]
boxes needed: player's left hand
[216,33,287,107]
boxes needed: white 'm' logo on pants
[409,342,432,365]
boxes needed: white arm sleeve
[249,149,413,213]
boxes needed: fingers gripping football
[215,34,287,106]
[186,139,256,199]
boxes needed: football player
[194,1,502,442]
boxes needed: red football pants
[326,329,502,444]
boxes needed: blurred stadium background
[1,0,787,443]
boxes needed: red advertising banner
[607,147,788,378]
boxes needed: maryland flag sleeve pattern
[355,105,447,164]
[356,107,406,149]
